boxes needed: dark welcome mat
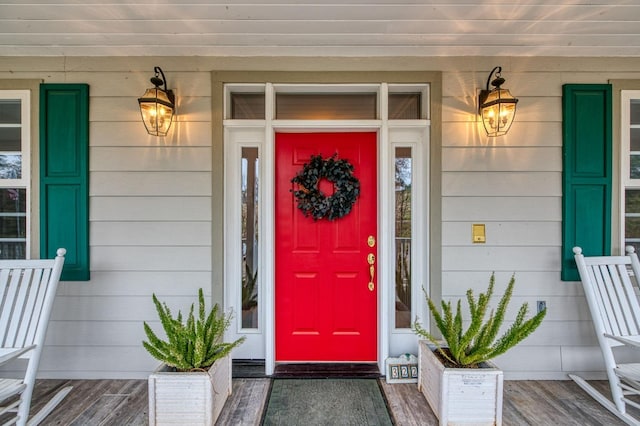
[273,363,381,379]
[262,379,393,425]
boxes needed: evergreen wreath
[291,154,360,221]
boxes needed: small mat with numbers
[262,378,393,425]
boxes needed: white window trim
[621,91,640,251]
[0,90,30,258]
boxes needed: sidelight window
[394,147,412,328]
[241,147,260,329]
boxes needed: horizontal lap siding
[441,271,583,297]
[0,62,214,379]
[91,121,211,147]
[91,172,212,196]
[442,67,618,379]
[443,172,561,196]
[80,68,212,377]
[37,346,159,379]
[2,57,640,379]
[443,147,562,172]
[443,196,561,221]
[58,271,212,297]
[443,122,562,148]
[91,197,211,221]
[91,222,211,246]
[91,147,212,171]
[443,222,560,246]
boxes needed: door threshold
[273,362,381,379]
[233,359,267,378]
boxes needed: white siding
[0,59,215,378]
[1,56,640,379]
[440,60,639,380]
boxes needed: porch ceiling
[1,1,640,57]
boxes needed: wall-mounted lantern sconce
[478,66,518,137]
[138,66,175,136]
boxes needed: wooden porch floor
[8,377,638,425]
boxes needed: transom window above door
[226,84,429,121]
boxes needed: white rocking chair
[571,246,640,425]
[0,248,71,426]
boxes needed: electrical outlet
[537,300,547,313]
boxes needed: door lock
[367,235,376,248]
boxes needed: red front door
[275,132,377,362]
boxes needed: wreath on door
[291,154,360,221]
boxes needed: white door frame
[223,83,430,375]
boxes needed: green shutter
[562,84,612,281]
[40,84,89,281]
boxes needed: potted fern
[143,288,245,425]
[413,274,545,426]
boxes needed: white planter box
[418,340,503,426]
[148,355,232,426]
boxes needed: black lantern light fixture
[478,66,518,137]
[138,66,175,136]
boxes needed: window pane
[242,147,259,329]
[231,93,265,119]
[0,98,22,183]
[631,128,640,152]
[0,216,25,238]
[0,100,20,124]
[0,155,21,179]
[631,155,640,180]
[625,190,640,253]
[630,99,640,179]
[395,147,412,328]
[389,93,421,119]
[0,128,21,152]
[631,100,640,125]
[0,242,25,259]
[0,188,26,259]
[276,94,377,119]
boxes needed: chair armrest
[0,345,36,366]
[605,334,640,348]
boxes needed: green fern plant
[413,273,546,367]
[143,288,246,372]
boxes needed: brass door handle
[368,253,375,291]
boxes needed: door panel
[275,132,377,362]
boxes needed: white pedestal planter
[418,340,503,426]
[148,355,232,426]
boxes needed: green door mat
[262,379,393,425]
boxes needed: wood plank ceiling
[1,1,640,57]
